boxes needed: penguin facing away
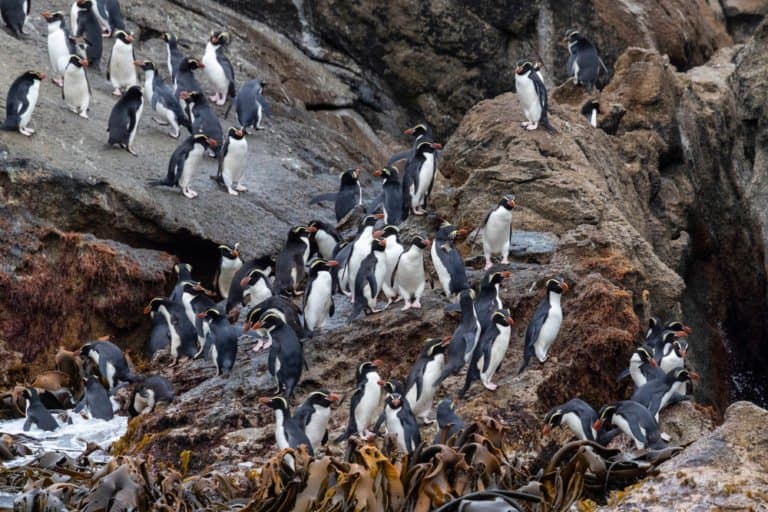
[564,29,609,91]
[78,339,138,390]
[1,0,29,38]
[225,79,270,131]
[274,225,316,296]
[75,0,104,71]
[107,85,143,156]
[1,70,45,136]
[197,308,238,376]
[73,375,114,420]
[515,60,553,132]
[22,388,59,432]
[62,55,91,118]
[180,90,223,156]
[347,238,388,324]
[309,168,363,226]
[431,223,470,301]
[519,277,568,373]
[433,399,465,444]
[161,32,185,83]
[248,312,304,398]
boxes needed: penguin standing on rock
[347,238,388,323]
[225,79,270,131]
[431,223,470,301]
[143,298,198,365]
[595,401,667,450]
[436,289,480,385]
[631,367,694,422]
[22,388,59,432]
[198,308,238,376]
[334,360,385,443]
[339,214,383,296]
[391,236,430,310]
[214,127,248,195]
[474,270,511,330]
[106,30,137,96]
[463,311,514,394]
[564,29,608,91]
[62,55,91,118]
[519,277,568,373]
[274,225,315,296]
[382,393,421,454]
[42,12,74,87]
[214,243,242,299]
[294,390,340,453]
[515,60,553,132]
[73,375,114,420]
[160,32,185,82]
[405,336,451,425]
[375,225,404,304]
[1,71,45,136]
[0,0,29,38]
[180,90,223,156]
[150,134,217,199]
[260,396,314,457]
[239,269,274,310]
[107,85,143,156]
[247,313,304,398]
[387,123,434,167]
[245,297,307,342]
[478,194,516,270]
[223,254,275,313]
[303,259,337,334]
[372,166,407,225]
[543,398,620,445]
[404,140,442,215]
[433,399,465,444]
[202,31,236,106]
[78,339,138,390]
[75,0,104,71]
[98,0,125,36]
[310,168,364,227]
[308,220,342,261]
[136,60,190,138]
[128,375,174,416]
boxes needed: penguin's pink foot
[483,382,499,391]
[52,77,63,87]
[235,183,248,192]
[526,123,538,131]
[112,88,122,96]
[401,302,412,311]
[411,299,422,309]
[521,121,531,127]
[501,257,510,265]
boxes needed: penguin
[42,12,75,87]
[21,388,59,432]
[274,225,316,296]
[201,31,236,106]
[178,281,217,355]
[519,277,568,373]
[174,57,205,98]
[403,140,442,215]
[128,375,174,416]
[660,338,689,374]
[225,78,270,131]
[149,134,217,199]
[214,127,248,195]
[309,168,363,226]
[179,90,223,156]
[55,346,84,399]
[372,166,407,225]
[653,323,691,362]
[78,339,137,390]
[594,401,667,450]
[294,390,340,453]
[631,367,694,422]
[0,0,28,38]
[430,223,470,301]
[136,60,191,138]
[622,345,663,388]
[339,214,384,297]
[308,220,342,261]
[73,375,114,420]
[75,0,103,71]
[347,238,388,324]
[474,270,511,330]
[435,289,480,385]
[581,99,599,128]
[160,32,185,83]
[145,313,170,357]
[386,123,434,167]
[1,71,45,137]
[478,194,516,270]
[382,393,421,454]
[259,396,314,455]
[303,258,337,333]
[169,262,194,303]
[433,399,465,444]
[197,308,238,376]
[239,269,274,310]
[143,297,198,365]
[106,30,137,96]
[564,29,608,91]
[99,0,124,35]
[247,313,304,397]
[245,296,307,342]
[462,311,514,395]
[214,243,243,299]
[543,398,620,445]
[107,85,143,156]
[374,225,404,304]
[62,55,91,118]
[515,60,553,132]
[404,336,451,425]
[225,254,276,313]
[391,235,430,310]
[334,360,385,443]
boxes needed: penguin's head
[542,407,564,434]
[77,0,93,9]
[258,396,289,411]
[308,258,338,275]
[357,360,383,381]
[68,55,89,68]
[218,243,241,261]
[411,236,431,250]
[458,288,475,306]
[245,311,283,332]
[161,32,177,44]
[197,308,224,321]
[373,225,399,240]
[594,404,616,430]
[192,134,217,149]
[228,127,246,140]
[182,58,205,71]
[661,329,688,347]
[664,321,692,335]
[210,31,231,45]
[371,238,387,252]
[240,268,269,291]
[143,297,166,314]
[386,393,403,409]
[415,140,442,154]
[491,311,515,327]
[545,277,569,294]
[372,166,399,180]
[424,336,451,357]
[23,71,47,82]
[115,30,134,44]
[646,316,661,339]
[124,85,143,98]
[134,60,156,72]
[174,262,192,276]
[361,214,384,228]
[672,368,697,384]
[404,124,429,137]
[288,225,313,242]
[564,29,585,46]
[308,219,332,234]
[633,346,656,367]
[673,339,689,359]
[382,379,404,395]
[41,11,65,24]
[515,60,536,76]
[340,168,362,185]
[304,390,341,409]
[499,194,516,210]
[436,398,455,418]
[485,270,512,286]
[181,280,207,295]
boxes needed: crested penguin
[274,225,316,296]
[660,338,689,374]
[180,90,223,156]
[436,289,480,386]
[403,140,442,215]
[631,367,694,422]
[174,57,205,98]
[622,345,663,388]
[294,390,340,453]
[1,71,45,136]
[106,30,137,96]
[161,32,185,83]
[215,127,248,195]
[73,375,114,420]
[347,238,388,323]
[339,213,384,296]
[78,339,138,390]
[62,55,91,118]
[372,166,407,225]
[239,269,274,310]
[303,258,337,333]
[245,296,307,342]
[149,134,217,198]
[462,311,514,394]
[42,11,75,87]
[431,223,470,301]
[201,31,235,106]
[391,235,430,310]
[21,388,59,432]
[128,375,174,416]
[564,29,608,91]
[198,308,238,376]
[433,399,465,444]
[214,243,243,299]
[74,0,103,71]
[225,78,270,131]
[383,393,421,454]
[653,323,691,362]
[595,401,667,450]
[309,168,364,226]
[247,313,304,398]
[405,336,451,425]
[136,60,190,138]
[474,270,511,330]
[259,396,314,456]
[580,99,600,128]
[543,398,620,446]
[479,194,516,270]
[308,219,342,261]
[374,225,404,305]
[519,277,568,373]
[169,262,194,303]
[224,254,275,313]
[1,0,29,38]
[515,60,553,131]
[334,360,385,442]
[106,85,143,156]
[386,123,434,167]
[143,297,198,365]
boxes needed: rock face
[601,401,768,510]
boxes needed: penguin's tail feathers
[517,355,531,375]
[0,118,19,131]
[541,116,557,134]
[147,178,173,187]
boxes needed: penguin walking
[435,289,480,385]
[303,259,337,334]
[214,243,242,299]
[403,140,442,215]
[98,0,124,36]
[198,308,239,376]
[214,127,248,195]
[595,401,667,450]
[107,85,143,155]
[519,277,568,373]
[21,388,59,432]
[405,336,450,425]
[382,393,421,454]
[225,79,270,131]
[128,375,174,416]
[136,60,190,138]
[174,58,205,98]
[106,30,137,96]
[339,214,383,298]
[372,166,407,225]
[248,313,304,398]
[543,398,620,445]
[564,30,608,91]
[308,220,342,261]
[309,168,363,227]
[42,11,74,87]
[294,390,340,453]
[78,339,137,390]
[0,0,29,38]
[75,0,103,71]
[334,360,385,443]
[259,396,314,456]
[245,297,307,343]
[347,238,387,323]
[391,236,430,310]
[169,262,195,303]
[1,71,45,136]
[478,194,516,270]
[433,399,465,444]
[149,134,217,199]
[201,31,236,106]
[180,90,223,156]
[462,311,514,394]
[274,225,315,296]
[431,223,470,301]
[515,60,553,131]
[375,225,404,305]
[62,55,91,118]
[143,297,198,365]
[161,32,185,83]
[631,368,694,422]
[73,375,114,420]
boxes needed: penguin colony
[0,0,696,480]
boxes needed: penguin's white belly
[515,75,542,124]
[274,411,289,450]
[217,258,241,298]
[222,138,248,184]
[629,361,647,388]
[534,308,562,362]
[481,326,511,384]
[63,67,90,111]
[356,377,382,431]
[383,245,403,289]
[413,153,435,208]
[179,146,204,189]
[202,47,229,93]
[483,209,512,256]
[348,234,373,289]
[373,253,387,297]
[69,2,79,32]
[133,390,151,415]
[210,344,219,372]
[304,272,333,330]
[104,361,116,389]
[244,279,272,308]
[315,231,336,260]
[19,81,40,128]
[181,293,197,330]
[410,356,443,418]
[430,243,452,297]
[56,55,72,77]
[397,252,425,294]
[385,407,407,452]
[613,414,643,449]
[110,44,138,89]
[561,412,589,441]
[129,102,143,145]
[660,353,684,374]
[48,31,70,73]
[305,406,330,451]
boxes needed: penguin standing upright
[248,313,304,397]
[479,194,516,270]
[62,55,91,118]
[660,338,689,374]
[431,223,470,301]
[136,60,190,138]
[73,375,114,420]
[334,360,385,443]
[433,399,465,444]
[169,262,194,302]
[75,0,103,71]
[474,270,511,330]
[564,29,608,91]
[143,297,198,365]
[128,375,174,416]
[160,32,185,83]
[405,336,450,425]
[42,11,74,87]
[372,166,407,225]
[21,388,59,432]
[382,393,421,454]
[404,140,442,215]
[386,123,434,167]
[519,277,568,373]
[594,401,667,450]
[463,311,514,394]
[259,396,313,456]
[238,269,274,310]
[308,220,342,261]
[78,339,137,390]
[214,243,242,299]
[274,225,315,296]
[180,90,223,155]
[391,236,430,310]
[303,259,337,333]
[198,308,238,376]
[0,0,29,38]
[1,71,45,136]
[215,127,248,195]
[309,168,363,226]
[150,134,217,199]
[107,85,143,156]
[294,390,340,453]
[339,214,383,297]
[348,238,387,323]
[515,60,553,131]
[375,225,404,304]
[436,289,480,385]
[202,31,236,106]
[178,281,216,354]
[174,57,205,97]
[107,30,137,96]
[225,79,270,131]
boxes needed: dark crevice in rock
[305,103,356,112]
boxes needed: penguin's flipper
[626,417,649,447]
[366,193,384,214]
[347,302,364,325]
[517,351,532,374]
[73,398,86,413]
[366,273,378,300]
[329,297,335,318]
[443,303,461,313]
[617,368,631,381]
[23,418,33,432]
[309,192,338,205]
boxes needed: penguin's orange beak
[674,330,689,338]
[326,260,339,267]
[542,424,551,435]
[515,66,522,74]
[441,335,452,346]
[197,312,207,319]
[373,230,384,238]
[249,321,264,331]
[126,35,134,43]
[501,271,511,278]
[197,62,206,69]
[404,127,415,135]
[236,129,244,138]
[690,371,700,381]
[41,11,51,19]
[506,316,515,326]
[592,419,603,430]
[179,91,190,100]
[372,169,382,177]
[391,398,401,408]
[243,322,252,332]
[560,282,569,292]
[211,36,218,44]
[206,139,218,148]
[431,142,443,150]
[258,397,271,405]
[232,249,240,258]
[456,229,469,238]
[377,379,386,386]
[649,358,657,368]
[373,213,385,220]
[329,393,341,403]
[240,276,252,289]
[507,199,516,208]
[306,226,318,233]
[38,73,47,80]
[683,325,693,334]
[378,239,387,247]
[81,59,90,68]
[424,239,432,248]
[372,359,383,367]
[133,60,143,66]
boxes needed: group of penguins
[0,0,268,197]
